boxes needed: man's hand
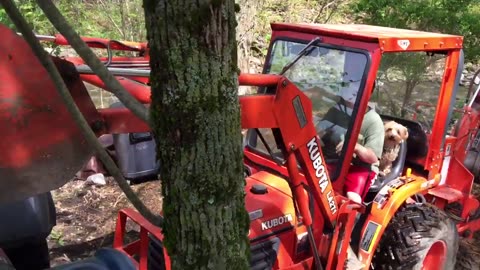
[335,141,344,154]
[336,141,361,154]
[317,129,326,147]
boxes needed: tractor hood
[245,171,297,240]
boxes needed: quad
[0,20,479,270]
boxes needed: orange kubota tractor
[0,20,479,270]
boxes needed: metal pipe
[34,34,56,42]
[307,226,324,270]
[75,64,151,77]
[102,60,150,64]
[468,83,480,108]
[16,32,55,42]
[107,63,150,68]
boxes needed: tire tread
[373,204,458,270]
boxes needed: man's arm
[334,140,378,163]
[359,112,385,164]
[353,143,379,164]
[334,111,384,164]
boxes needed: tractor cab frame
[246,22,465,189]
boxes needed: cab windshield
[247,39,370,180]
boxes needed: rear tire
[372,203,458,270]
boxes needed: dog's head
[384,121,409,144]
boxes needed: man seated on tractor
[316,80,384,204]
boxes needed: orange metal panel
[271,23,463,52]
[238,73,282,86]
[357,173,441,268]
[427,186,464,203]
[240,95,277,128]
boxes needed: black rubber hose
[35,0,149,124]
[0,0,163,227]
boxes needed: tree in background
[351,0,480,116]
[351,0,480,62]
[143,0,250,269]
[0,0,145,41]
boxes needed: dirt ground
[47,177,162,266]
[47,177,480,268]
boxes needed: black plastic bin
[110,102,160,181]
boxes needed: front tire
[372,204,458,270]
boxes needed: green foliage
[350,0,480,116]
[0,0,146,41]
[49,228,65,246]
[350,0,480,62]
[0,0,52,32]
[252,0,352,58]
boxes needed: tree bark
[143,1,250,269]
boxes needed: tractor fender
[355,173,441,268]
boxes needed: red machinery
[0,21,479,270]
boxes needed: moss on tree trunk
[143,0,249,269]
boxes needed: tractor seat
[368,140,407,193]
[367,114,429,195]
[379,114,428,161]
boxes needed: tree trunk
[143,1,250,269]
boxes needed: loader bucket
[0,25,102,203]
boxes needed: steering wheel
[316,129,340,164]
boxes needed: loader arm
[239,74,339,229]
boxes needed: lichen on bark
[143,0,250,269]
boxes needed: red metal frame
[51,34,147,52]
[113,208,171,270]
[81,74,151,103]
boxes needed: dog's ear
[400,126,409,140]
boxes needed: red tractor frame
[0,22,479,270]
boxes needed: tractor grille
[148,234,166,270]
[250,237,280,270]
